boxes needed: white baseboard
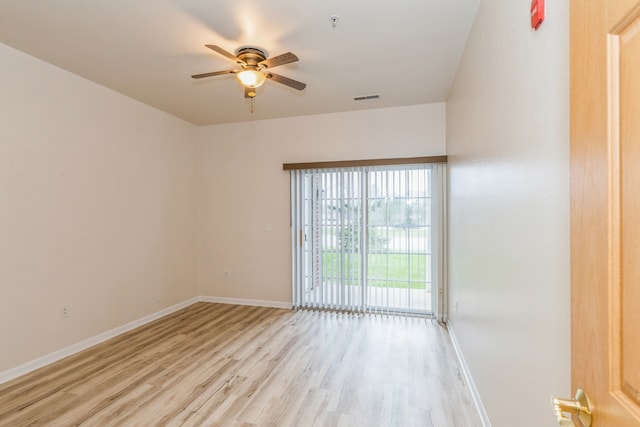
[0,297,199,385]
[0,296,292,385]
[199,296,292,310]
[448,322,492,427]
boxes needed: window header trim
[282,155,447,171]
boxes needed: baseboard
[199,296,292,310]
[447,322,492,427]
[0,296,291,385]
[0,297,199,385]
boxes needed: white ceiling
[0,0,479,126]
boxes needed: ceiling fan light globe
[237,69,266,88]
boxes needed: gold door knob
[551,389,592,427]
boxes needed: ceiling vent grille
[353,94,380,101]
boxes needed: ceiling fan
[191,45,307,99]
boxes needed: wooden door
[571,0,640,425]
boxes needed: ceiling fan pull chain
[251,96,254,113]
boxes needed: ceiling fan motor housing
[235,47,267,67]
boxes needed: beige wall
[196,104,446,304]
[446,1,569,426]
[0,44,198,372]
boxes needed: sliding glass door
[291,163,446,317]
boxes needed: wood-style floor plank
[0,303,481,426]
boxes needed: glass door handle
[551,389,592,426]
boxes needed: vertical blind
[290,162,447,319]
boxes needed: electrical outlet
[224,270,231,279]
[60,307,70,318]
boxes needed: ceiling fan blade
[191,69,237,79]
[259,52,299,69]
[266,72,306,90]
[205,44,243,63]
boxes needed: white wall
[197,104,446,304]
[0,44,198,373]
[446,1,569,426]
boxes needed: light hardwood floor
[0,303,481,426]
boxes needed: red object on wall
[531,0,545,30]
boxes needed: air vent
[353,94,380,101]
